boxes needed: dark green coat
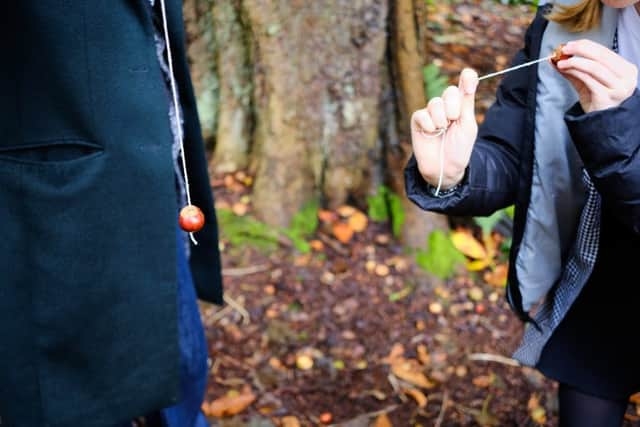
[0,2,222,426]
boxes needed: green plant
[283,200,320,253]
[217,208,281,253]
[423,63,449,100]
[415,230,466,279]
[217,200,320,254]
[367,186,405,238]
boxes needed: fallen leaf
[527,394,547,425]
[374,413,393,427]
[530,407,547,425]
[281,416,301,427]
[391,359,436,389]
[355,360,368,370]
[223,175,235,188]
[455,365,468,377]
[375,264,390,277]
[332,222,354,244]
[318,209,337,223]
[468,286,484,302]
[348,211,368,232]
[484,263,508,287]
[404,387,428,407]
[428,302,443,314]
[451,229,487,260]
[383,343,405,365]
[375,234,391,245]
[296,355,314,370]
[467,258,491,271]
[231,202,248,216]
[336,205,357,217]
[417,345,431,367]
[205,387,256,417]
[309,240,324,251]
[293,254,311,266]
[472,373,495,388]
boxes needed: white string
[159,0,198,245]
[426,127,448,196]
[478,55,552,81]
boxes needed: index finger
[561,39,627,76]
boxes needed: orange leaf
[231,202,248,216]
[332,222,354,243]
[382,343,405,365]
[382,343,404,364]
[484,263,508,287]
[391,359,436,389]
[374,264,390,277]
[318,209,337,223]
[472,374,495,388]
[281,416,301,427]
[374,413,393,427]
[404,387,428,408]
[309,240,324,251]
[417,345,431,367]
[205,387,256,417]
[348,211,369,232]
[451,229,487,259]
[336,205,357,218]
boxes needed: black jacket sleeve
[405,14,544,217]
[566,90,640,236]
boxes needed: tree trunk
[388,0,449,248]
[184,0,448,241]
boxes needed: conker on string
[551,43,572,65]
[179,205,205,232]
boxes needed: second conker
[551,43,572,65]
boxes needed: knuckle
[428,97,443,108]
[443,85,459,97]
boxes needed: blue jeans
[159,225,210,427]
[118,226,209,427]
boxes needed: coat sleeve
[405,14,544,217]
[566,90,640,236]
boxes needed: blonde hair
[547,0,603,33]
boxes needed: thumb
[458,68,479,124]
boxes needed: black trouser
[559,383,629,427]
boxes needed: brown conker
[179,205,205,232]
[551,43,572,65]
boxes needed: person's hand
[555,40,638,113]
[410,68,479,190]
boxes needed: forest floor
[200,1,640,426]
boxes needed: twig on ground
[207,304,233,325]
[223,294,251,325]
[317,232,350,256]
[435,390,449,427]
[222,264,271,277]
[468,353,521,367]
[326,405,398,427]
[387,374,408,403]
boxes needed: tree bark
[388,0,449,248]
[184,0,448,241]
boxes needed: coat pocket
[0,139,103,169]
